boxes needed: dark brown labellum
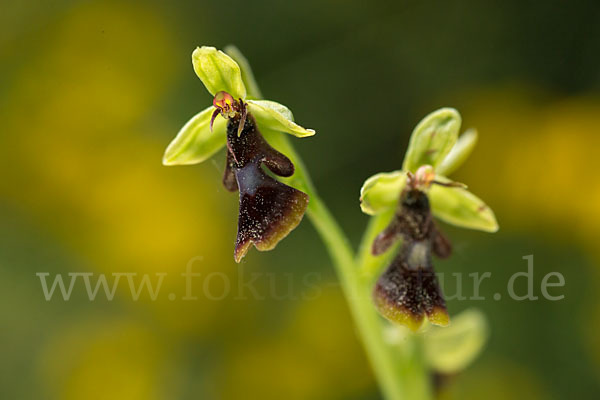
[372,187,450,330]
[223,112,309,262]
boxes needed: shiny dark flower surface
[372,186,450,331]
[222,102,309,262]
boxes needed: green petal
[424,309,489,374]
[163,106,227,166]
[192,46,247,99]
[224,45,262,99]
[402,108,461,172]
[247,100,315,137]
[437,128,478,176]
[429,176,499,232]
[359,171,407,215]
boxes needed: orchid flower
[163,46,315,262]
[360,108,498,331]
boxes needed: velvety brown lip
[371,187,450,330]
[233,165,308,262]
[373,246,448,331]
[222,109,309,263]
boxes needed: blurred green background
[1,0,600,399]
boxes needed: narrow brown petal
[372,218,402,256]
[431,223,452,259]
[222,149,238,192]
[261,147,294,177]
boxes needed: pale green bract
[163,46,315,166]
[383,308,488,374]
[359,109,498,232]
[423,309,489,373]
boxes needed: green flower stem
[263,130,429,400]
[356,211,433,400]
[403,336,433,400]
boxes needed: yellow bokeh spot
[38,319,168,400]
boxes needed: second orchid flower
[360,108,499,331]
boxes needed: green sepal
[247,100,315,138]
[429,176,499,232]
[163,106,227,165]
[359,171,406,215]
[402,108,461,172]
[192,46,247,99]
